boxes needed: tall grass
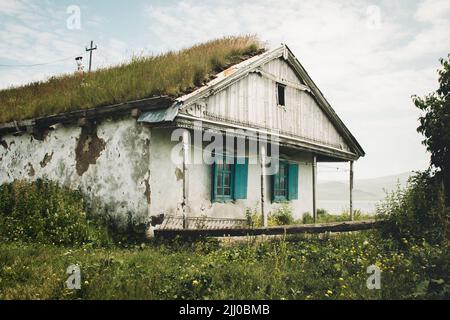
[0,36,263,124]
[0,180,110,247]
[0,178,448,300]
[1,232,448,300]
[302,209,374,224]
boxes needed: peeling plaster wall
[149,128,184,217]
[0,117,151,225]
[0,121,314,225]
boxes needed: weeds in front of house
[247,204,373,228]
[0,231,448,300]
[269,204,296,226]
[0,175,448,300]
[0,179,110,247]
[302,209,373,224]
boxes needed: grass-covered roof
[0,36,264,124]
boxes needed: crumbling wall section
[0,117,151,225]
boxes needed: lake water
[317,200,380,215]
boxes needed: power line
[0,55,83,68]
[0,42,98,71]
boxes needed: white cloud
[0,2,130,88]
[0,0,28,15]
[144,0,448,179]
[415,0,450,22]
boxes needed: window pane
[217,173,223,187]
[224,173,231,188]
[215,158,234,199]
[277,83,286,106]
[274,162,289,199]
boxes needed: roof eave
[0,96,175,136]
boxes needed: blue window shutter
[211,162,216,201]
[288,163,299,200]
[234,158,248,199]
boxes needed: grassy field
[0,35,263,124]
[0,180,448,300]
[1,232,448,300]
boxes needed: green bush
[0,180,110,247]
[377,170,449,245]
[302,212,314,224]
[246,205,297,227]
[245,207,263,228]
[269,204,296,226]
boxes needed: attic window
[277,83,286,106]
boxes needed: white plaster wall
[1,122,314,225]
[148,128,314,220]
[0,117,151,225]
[148,128,184,217]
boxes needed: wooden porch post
[312,155,317,223]
[350,161,354,221]
[260,144,268,227]
[182,130,189,229]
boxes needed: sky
[0,0,449,180]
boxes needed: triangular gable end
[166,45,365,160]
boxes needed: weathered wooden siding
[190,58,350,152]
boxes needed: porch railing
[158,215,248,230]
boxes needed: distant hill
[318,172,413,201]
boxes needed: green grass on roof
[0,35,264,124]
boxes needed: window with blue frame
[273,161,289,201]
[212,155,248,202]
[272,161,299,202]
[214,162,234,200]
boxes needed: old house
[0,38,364,233]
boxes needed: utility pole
[85,40,97,72]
